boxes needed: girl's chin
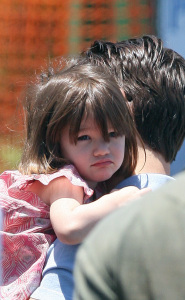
[86,175,113,188]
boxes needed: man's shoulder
[99,172,185,240]
[116,173,174,190]
[114,171,185,225]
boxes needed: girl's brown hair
[19,61,138,185]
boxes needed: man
[31,35,185,299]
[83,35,185,190]
[73,36,185,300]
[74,171,185,300]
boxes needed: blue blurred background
[157,0,185,175]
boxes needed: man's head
[83,35,185,163]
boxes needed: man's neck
[135,142,170,176]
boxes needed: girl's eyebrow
[78,126,93,133]
[79,121,114,132]
[79,121,96,132]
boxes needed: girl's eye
[109,131,119,138]
[77,135,90,141]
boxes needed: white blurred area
[157,0,185,176]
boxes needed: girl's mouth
[91,160,113,167]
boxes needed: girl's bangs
[65,86,130,143]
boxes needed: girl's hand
[110,186,151,206]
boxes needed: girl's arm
[38,177,149,245]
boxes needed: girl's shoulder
[0,165,93,202]
[33,165,94,203]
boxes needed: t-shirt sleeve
[18,165,94,202]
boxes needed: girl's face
[60,115,125,189]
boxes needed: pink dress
[0,165,93,300]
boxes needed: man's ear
[120,88,126,98]
[120,88,134,114]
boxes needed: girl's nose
[93,140,110,156]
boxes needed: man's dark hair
[83,35,185,162]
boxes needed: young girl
[1,61,143,300]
